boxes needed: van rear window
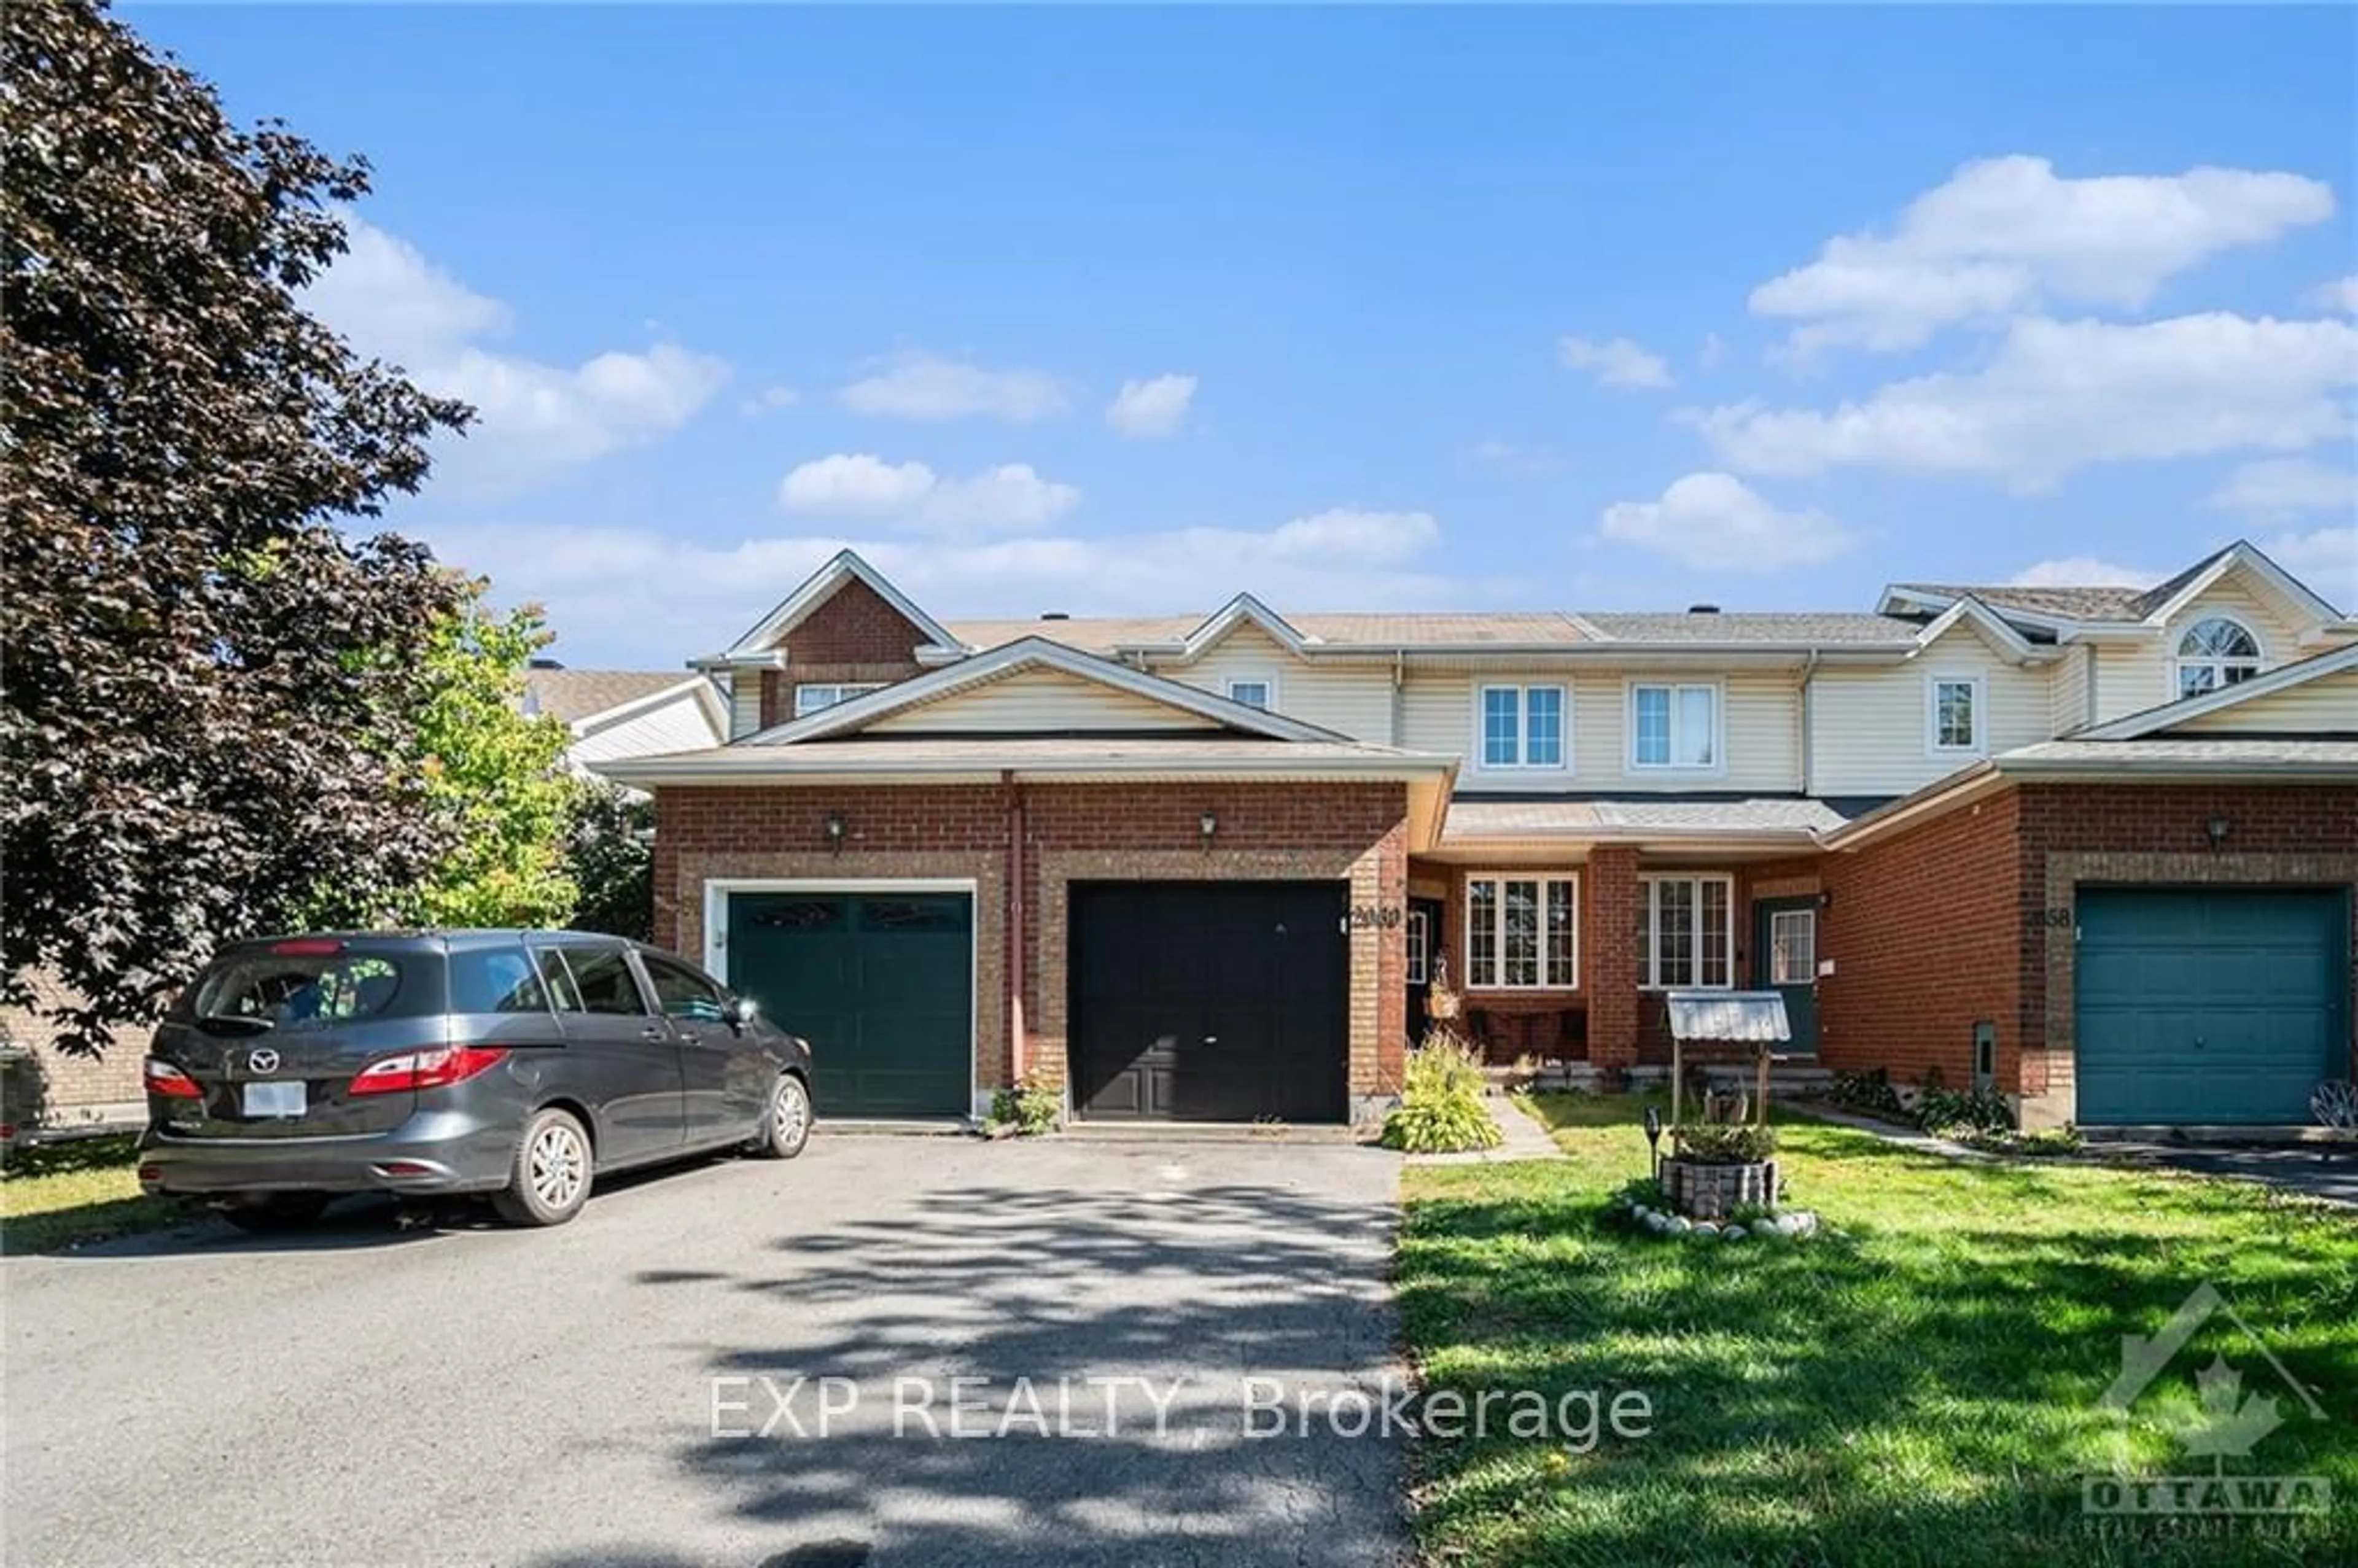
[448,946,551,1014]
[193,950,411,1032]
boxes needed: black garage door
[725,890,972,1118]
[1070,880,1349,1123]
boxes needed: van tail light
[143,1058,204,1099]
[349,1046,509,1096]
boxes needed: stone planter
[1661,1157,1780,1221]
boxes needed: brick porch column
[1586,845,1641,1073]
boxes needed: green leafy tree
[563,779,655,942]
[404,584,578,930]
[2,0,473,1052]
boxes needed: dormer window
[2173,618,2262,698]
[1226,678,1274,711]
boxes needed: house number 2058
[1349,906,1405,930]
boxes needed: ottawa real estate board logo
[2082,1282,2332,1536]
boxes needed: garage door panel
[2076,888,2348,1125]
[1072,882,1349,1124]
[726,890,972,1119]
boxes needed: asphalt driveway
[4,1134,1408,1568]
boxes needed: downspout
[1004,770,1027,1085]
[1799,648,1821,797]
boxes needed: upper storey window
[1225,677,1274,710]
[2173,618,2262,698]
[1478,685,1566,769]
[793,683,882,718]
[1630,683,1718,769]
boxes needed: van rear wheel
[492,1108,593,1226]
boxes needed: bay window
[1464,874,1578,989]
[1641,874,1733,988]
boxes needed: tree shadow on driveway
[531,1165,1413,1568]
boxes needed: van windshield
[192,949,415,1033]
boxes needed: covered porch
[1409,798,1856,1079]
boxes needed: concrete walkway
[1406,1092,1566,1165]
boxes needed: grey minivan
[137,931,814,1229]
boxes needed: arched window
[2174,617,2262,697]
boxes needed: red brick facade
[1816,782,2358,1119]
[753,578,933,728]
[653,780,1411,1117]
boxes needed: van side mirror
[726,995,758,1028]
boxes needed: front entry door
[1406,896,1445,1046]
[1753,897,1820,1054]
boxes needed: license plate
[242,1081,306,1119]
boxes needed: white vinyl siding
[1640,874,1733,990]
[2173,669,2358,734]
[570,691,726,765]
[2089,572,2314,723]
[728,677,764,740]
[1465,874,1578,990]
[1159,624,1395,742]
[1808,623,2047,794]
[1399,669,1799,792]
[866,668,1220,733]
[2050,643,2093,737]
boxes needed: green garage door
[2076,888,2349,1125]
[724,890,972,1118]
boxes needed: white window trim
[1638,872,1735,991]
[1462,872,1579,992]
[1471,683,1571,772]
[1924,672,1988,759]
[1767,907,1817,987]
[1625,678,1726,774]
[2166,613,2267,701]
[1406,909,1430,987]
[1224,671,1280,711]
[793,681,884,718]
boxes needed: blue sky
[135,4,2358,667]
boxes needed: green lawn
[1398,1093,2358,1567]
[0,1134,190,1252]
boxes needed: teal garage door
[2076,888,2349,1125]
[724,890,973,1118]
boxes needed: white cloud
[1105,374,1197,438]
[838,353,1066,422]
[2265,526,2357,612]
[1695,312,2358,489]
[302,218,725,495]
[777,453,939,516]
[1557,336,1675,390]
[2007,557,2163,589]
[1466,440,1559,473]
[740,385,798,416]
[2311,276,2358,314]
[2207,457,2358,519]
[422,508,1466,667]
[1752,156,2337,352]
[776,452,1079,535]
[1597,473,1854,571]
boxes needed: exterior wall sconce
[825,813,847,854]
[2205,816,2231,850]
[1199,809,1218,847]
[1817,888,1834,912]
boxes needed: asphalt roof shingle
[521,669,699,726]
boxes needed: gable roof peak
[713,548,962,662]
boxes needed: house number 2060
[1349,906,1405,930]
